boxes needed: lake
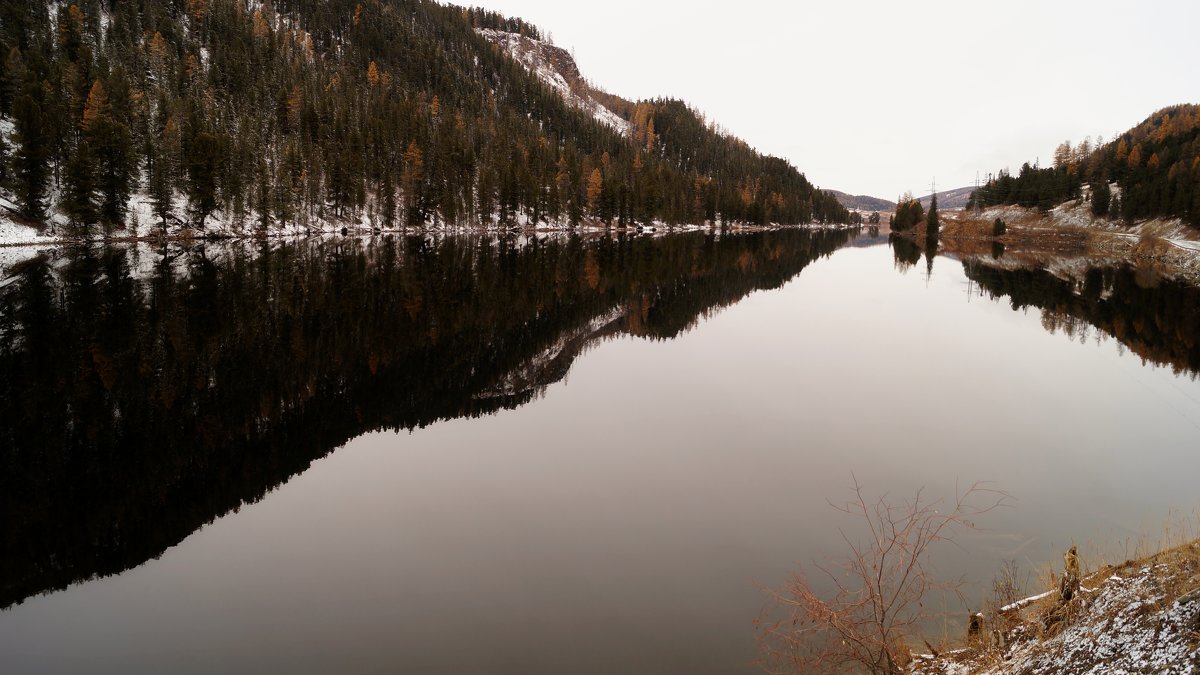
[1,229,1198,673]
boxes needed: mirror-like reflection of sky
[2,242,1198,674]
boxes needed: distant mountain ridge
[829,186,974,213]
[828,191,895,212]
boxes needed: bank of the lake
[930,201,1200,283]
[911,537,1200,674]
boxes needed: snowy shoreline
[0,215,859,276]
[910,539,1200,674]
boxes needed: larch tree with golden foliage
[586,167,603,218]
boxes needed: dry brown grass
[910,531,1200,674]
[931,207,1200,285]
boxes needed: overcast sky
[467,0,1199,200]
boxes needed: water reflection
[889,233,923,271]
[0,230,853,609]
[2,232,1199,673]
[890,234,1200,376]
[961,259,1200,377]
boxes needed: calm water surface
[1,230,1198,673]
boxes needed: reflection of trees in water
[963,261,1200,377]
[889,231,940,277]
[890,234,922,272]
[0,229,852,608]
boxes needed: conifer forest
[0,0,849,235]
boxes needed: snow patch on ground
[995,572,1196,673]
[966,201,1200,282]
[981,200,1200,249]
[911,548,1200,675]
[0,196,57,255]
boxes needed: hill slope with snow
[476,28,630,135]
[911,540,1200,674]
[0,0,850,246]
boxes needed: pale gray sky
[468,0,1200,200]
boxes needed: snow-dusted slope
[477,28,630,135]
[910,542,1200,674]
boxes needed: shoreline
[891,203,1200,283]
[0,219,860,251]
[910,537,1200,674]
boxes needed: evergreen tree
[147,143,175,234]
[401,141,425,225]
[11,93,49,220]
[1091,182,1111,217]
[186,132,221,228]
[891,194,924,233]
[82,80,135,231]
[380,169,396,229]
[0,121,7,187]
[63,140,97,234]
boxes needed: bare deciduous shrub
[756,476,1010,675]
[992,559,1024,609]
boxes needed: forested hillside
[968,104,1200,228]
[0,0,849,236]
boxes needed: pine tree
[2,47,25,115]
[81,80,134,230]
[11,93,49,220]
[1091,182,1111,217]
[401,141,424,224]
[148,142,174,233]
[186,132,221,228]
[380,169,397,229]
[63,139,97,234]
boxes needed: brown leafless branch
[755,475,1011,674]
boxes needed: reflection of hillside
[0,229,852,609]
[962,259,1200,376]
